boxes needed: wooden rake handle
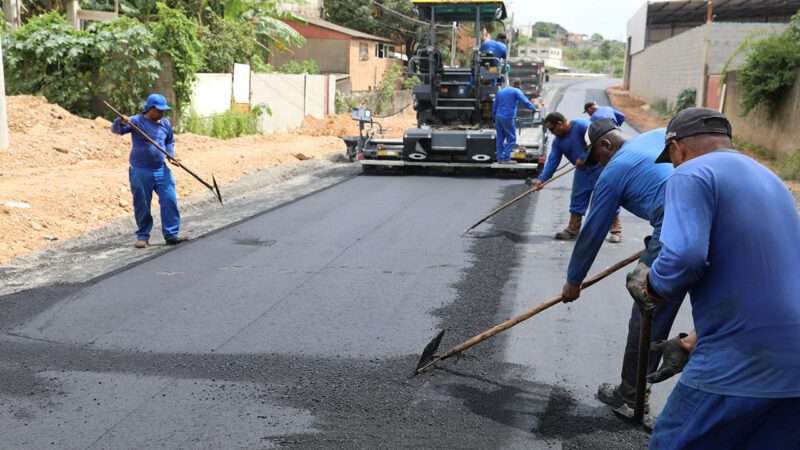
[105,101,223,204]
[464,165,576,234]
[417,250,644,373]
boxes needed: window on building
[359,42,369,61]
[374,43,397,59]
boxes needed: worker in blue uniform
[584,101,626,126]
[493,78,538,163]
[634,108,800,448]
[111,93,187,249]
[533,112,622,241]
[479,32,508,61]
[559,118,680,412]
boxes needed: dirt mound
[3,96,131,170]
[0,95,347,264]
[300,114,359,138]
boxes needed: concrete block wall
[723,70,800,159]
[629,23,787,108]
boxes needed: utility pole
[0,38,9,150]
[698,0,713,107]
[451,22,457,66]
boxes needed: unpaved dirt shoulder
[0,157,360,297]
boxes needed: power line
[368,0,451,29]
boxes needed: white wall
[626,2,649,56]
[250,74,334,134]
[189,72,335,134]
[190,73,232,116]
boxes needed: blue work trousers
[129,165,180,241]
[619,208,684,400]
[569,165,602,216]
[495,118,516,161]
[650,382,800,449]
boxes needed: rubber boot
[555,213,582,240]
[608,214,623,243]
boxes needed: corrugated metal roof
[647,0,800,26]
[299,16,396,43]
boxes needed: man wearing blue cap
[111,93,187,248]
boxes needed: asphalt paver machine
[350,0,546,176]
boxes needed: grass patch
[734,138,800,181]
[777,151,800,180]
[183,105,269,139]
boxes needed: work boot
[555,214,582,240]
[608,214,623,243]
[165,236,188,246]
[597,382,650,413]
[134,239,149,249]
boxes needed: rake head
[414,329,445,374]
[211,174,223,205]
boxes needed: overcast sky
[506,0,648,41]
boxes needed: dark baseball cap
[497,32,508,40]
[583,118,619,166]
[583,101,598,113]
[656,107,732,163]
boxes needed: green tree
[591,33,603,43]
[89,17,162,116]
[735,11,800,115]
[149,2,203,113]
[199,15,258,72]
[531,21,567,39]
[2,13,95,113]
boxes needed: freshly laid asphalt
[0,78,693,448]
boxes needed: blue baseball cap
[143,93,171,113]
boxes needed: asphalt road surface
[0,78,693,449]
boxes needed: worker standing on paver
[493,78,538,164]
[559,118,681,412]
[111,93,187,249]
[633,108,800,448]
[479,32,508,61]
[534,112,623,241]
[584,101,626,126]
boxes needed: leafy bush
[777,150,800,181]
[375,63,404,114]
[3,13,95,114]
[673,88,696,113]
[736,12,800,116]
[199,15,258,73]
[149,3,203,113]
[182,105,270,139]
[276,59,320,74]
[89,17,161,117]
[334,90,360,114]
[403,75,421,90]
[250,55,273,73]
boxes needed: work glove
[625,262,657,311]
[647,333,691,383]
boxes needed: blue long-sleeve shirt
[566,129,672,285]
[479,39,507,60]
[649,150,800,398]
[493,87,537,120]
[590,106,625,126]
[112,114,175,170]
[538,118,590,182]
